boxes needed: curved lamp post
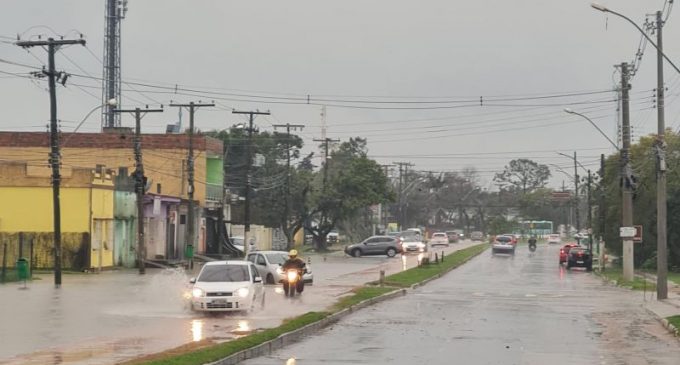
[62,98,118,147]
[563,108,619,151]
[591,3,680,75]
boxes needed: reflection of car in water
[189,261,265,312]
[246,251,313,285]
[491,236,515,255]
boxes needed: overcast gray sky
[2,0,679,189]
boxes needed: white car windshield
[198,265,249,282]
[266,253,287,265]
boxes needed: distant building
[0,131,224,267]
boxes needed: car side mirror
[254,276,262,283]
[189,278,196,284]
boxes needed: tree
[306,138,394,250]
[494,158,551,195]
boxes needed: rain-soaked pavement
[0,242,474,365]
[242,244,680,365]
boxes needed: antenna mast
[102,0,128,130]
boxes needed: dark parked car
[345,236,403,258]
[445,231,459,243]
[566,247,593,271]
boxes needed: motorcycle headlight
[237,287,250,298]
[287,270,299,282]
[192,288,204,298]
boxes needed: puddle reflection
[286,357,297,365]
[191,319,204,342]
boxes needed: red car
[559,244,580,264]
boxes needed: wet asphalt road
[242,244,680,365]
[0,242,473,365]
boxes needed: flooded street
[0,242,474,364]
[242,244,680,365]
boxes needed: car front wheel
[352,249,362,257]
[386,248,397,257]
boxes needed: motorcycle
[282,268,305,297]
[528,240,537,252]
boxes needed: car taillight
[560,249,564,254]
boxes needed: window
[257,255,266,266]
[247,254,256,263]
[197,265,249,282]
[180,215,187,224]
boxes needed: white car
[247,251,314,285]
[429,232,449,247]
[190,261,265,312]
[547,234,562,244]
[492,236,516,255]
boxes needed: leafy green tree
[306,138,394,250]
[494,159,551,195]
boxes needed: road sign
[620,226,636,238]
[551,191,571,202]
[633,225,643,243]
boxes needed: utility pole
[620,62,635,282]
[314,138,341,190]
[170,102,213,269]
[379,164,393,233]
[599,154,606,261]
[273,123,305,249]
[393,162,413,230]
[233,110,270,257]
[113,106,164,274]
[16,37,86,288]
[655,10,668,300]
[573,151,580,235]
[587,170,593,253]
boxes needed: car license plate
[577,260,584,264]
[212,299,227,305]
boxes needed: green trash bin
[185,245,194,259]
[16,258,29,281]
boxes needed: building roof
[0,132,223,156]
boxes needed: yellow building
[0,131,225,266]
[0,162,115,270]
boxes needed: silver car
[246,251,313,285]
[492,235,516,255]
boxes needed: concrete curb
[208,244,488,365]
[643,306,680,340]
[207,288,407,365]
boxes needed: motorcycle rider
[282,249,307,292]
[528,235,537,250]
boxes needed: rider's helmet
[289,249,298,259]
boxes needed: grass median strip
[132,243,488,365]
[384,243,488,287]
[667,315,680,332]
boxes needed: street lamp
[62,99,118,147]
[591,3,680,75]
[563,109,619,151]
[591,2,670,299]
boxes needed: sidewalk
[635,271,680,337]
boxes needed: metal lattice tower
[102,0,127,129]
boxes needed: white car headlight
[192,288,204,298]
[237,287,250,298]
[276,267,284,275]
